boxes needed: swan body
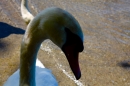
[4,59,58,86]
[4,0,84,86]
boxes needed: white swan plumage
[4,59,58,86]
[4,0,84,86]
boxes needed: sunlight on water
[40,42,84,86]
[56,63,84,86]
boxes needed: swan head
[26,7,84,80]
[49,27,83,80]
[41,8,84,80]
[47,26,83,80]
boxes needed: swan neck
[20,41,41,86]
[21,0,34,24]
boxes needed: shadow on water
[118,60,130,69]
[0,22,25,50]
[0,22,25,39]
[0,40,7,49]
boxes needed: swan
[4,0,84,86]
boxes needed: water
[0,0,130,86]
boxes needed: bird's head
[44,8,84,79]
[49,27,83,80]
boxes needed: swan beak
[62,45,81,80]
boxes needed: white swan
[4,0,84,86]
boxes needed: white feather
[4,59,58,86]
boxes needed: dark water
[0,0,130,86]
